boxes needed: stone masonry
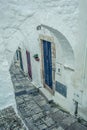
[8,64,87,130]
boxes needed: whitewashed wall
[0,0,87,121]
[0,37,16,110]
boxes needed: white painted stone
[0,38,16,110]
[0,0,87,121]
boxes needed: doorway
[43,40,52,89]
[40,35,56,94]
[18,48,24,71]
[26,50,32,80]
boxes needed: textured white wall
[75,0,87,120]
[0,0,79,111]
[1,0,87,121]
[0,37,16,110]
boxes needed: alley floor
[8,64,87,130]
[0,106,26,130]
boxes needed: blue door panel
[43,40,52,88]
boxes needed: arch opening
[41,24,75,69]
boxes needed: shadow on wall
[41,24,75,68]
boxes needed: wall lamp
[36,25,41,30]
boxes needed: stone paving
[0,106,26,130]
[9,64,87,130]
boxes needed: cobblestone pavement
[0,106,26,130]
[10,65,87,130]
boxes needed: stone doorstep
[15,95,24,100]
[27,89,39,96]
[15,88,26,93]
[33,94,45,100]
[25,87,35,92]
[22,94,30,98]
[15,85,24,89]
[15,90,27,96]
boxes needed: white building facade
[0,0,87,121]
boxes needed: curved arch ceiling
[41,24,75,68]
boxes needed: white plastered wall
[0,36,16,110]
[1,0,87,121]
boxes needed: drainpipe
[83,45,87,88]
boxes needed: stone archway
[39,24,75,96]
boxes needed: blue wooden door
[19,50,24,71]
[26,50,32,79]
[43,40,52,89]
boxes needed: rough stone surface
[9,64,87,130]
[0,106,26,130]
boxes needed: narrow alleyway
[9,64,87,130]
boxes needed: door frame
[39,35,56,94]
[18,47,24,71]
